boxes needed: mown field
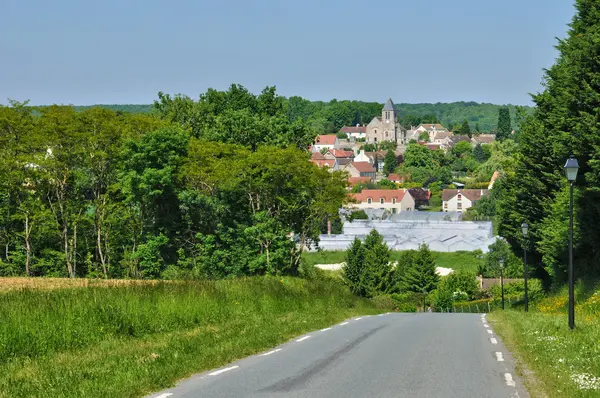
[301,250,483,273]
[0,276,386,397]
[489,282,600,397]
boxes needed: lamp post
[499,257,505,310]
[564,155,579,330]
[422,287,427,312]
[521,222,529,312]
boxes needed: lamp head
[564,155,579,182]
[499,258,504,269]
[521,222,529,237]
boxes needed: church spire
[382,97,395,111]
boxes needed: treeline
[0,86,347,278]
[474,0,600,286]
[65,98,531,134]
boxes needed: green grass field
[489,283,600,397]
[302,250,483,273]
[0,276,385,397]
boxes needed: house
[353,149,371,163]
[442,189,489,212]
[313,135,339,153]
[366,98,409,144]
[324,149,354,160]
[332,158,352,171]
[448,135,471,148]
[471,134,496,146]
[432,131,453,145]
[387,173,405,184]
[365,151,386,172]
[339,125,367,140]
[347,176,372,189]
[349,189,416,213]
[408,188,431,208]
[345,162,377,180]
[412,124,450,142]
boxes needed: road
[149,313,527,398]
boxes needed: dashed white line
[340,322,349,326]
[320,327,332,332]
[504,373,516,387]
[487,329,493,334]
[484,324,490,328]
[296,335,311,342]
[490,338,498,345]
[155,394,173,398]
[209,366,239,376]
[378,314,386,317]
[261,348,282,356]
[355,317,363,321]
[496,352,505,362]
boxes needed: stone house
[349,189,415,213]
[339,125,367,140]
[345,162,377,180]
[442,189,489,212]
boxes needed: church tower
[382,98,397,142]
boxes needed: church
[365,98,408,144]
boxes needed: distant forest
[73,98,532,133]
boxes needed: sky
[0,0,575,106]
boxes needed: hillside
[71,100,532,133]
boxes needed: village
[310,98,499,216]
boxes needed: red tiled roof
[425,143,442,150]
[387,173,404,182]
[351,162,376,173]
[442,189,489,202]
[311,152,326,160]
[348,176,372,186]
[315,135,337,145]
[420,123,448,131]
[339,126,367,133]
[328,149,354,158]
[351,189,408,203]
[311,159,335,168]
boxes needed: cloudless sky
[1,0,575,106]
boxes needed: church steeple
[382,97,396,124]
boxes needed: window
[380,198,385,204]
[444,202,448,208]
[457,194,462,200]
[367,198,372,204]
[392,208,397,214]
[392,198,396,204]
[457,203,462,209]
[385,131,388,137]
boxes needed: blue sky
[0,0,575,106]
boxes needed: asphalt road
[149,313,527,398]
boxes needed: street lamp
[422,287,427,312]
[521,222,529,312]
[564,155,579,330]
[499,257,505,310]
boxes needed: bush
[371,295,396,310]
[490,278,544,301]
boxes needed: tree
[360,230,392,297]
[472,143,486,162]
[343,238,365,295]
[383,150,398,176]
[418,131,430,142]
[458,119,472,137]
[496,107,512,141]
[452,141,472,158]
[401,243,439,293]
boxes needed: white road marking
[296,336,311,342]
[155,394,173,398]
[340,322,349,325]
[378,314,386,317]
[209,366,239,376]
[490,338,498,345]
[496,352,505,362]
[320,327,332,332]
[487,329,493,334]
[355,317,363,321]
[504,373,516,387]
[484,324,490,328]
[261,349,282,356]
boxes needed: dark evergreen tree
[496,0,600,282]
[382,150,398,176]
[360,230,392,297]
[459,119,472,137]
[401,244,439,293]
[472,143,486,162]
[496,107,512,141]
[343,238,365,295]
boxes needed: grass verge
[488,284,600,397]
[0,276,384,397]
